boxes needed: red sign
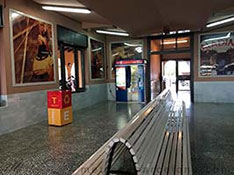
[47,90,72,109]
[116,59,144,65]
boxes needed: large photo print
[10,10,55,85]
[199,32,234,77]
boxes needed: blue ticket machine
[115,59,146,103]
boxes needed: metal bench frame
[72,89,192,175]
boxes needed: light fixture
[124,43,142,47]
[42,6,91,14]
[161,40,188,45]
[178,30,190,34]
[206,16,234,28]
[96,30,129,36]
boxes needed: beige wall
[194,25,234,82]
[0,0,107,95]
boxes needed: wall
[194,25,234,103]
[0,0,108,135]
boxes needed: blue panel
[138,65,145,102]
[116,89,128,102]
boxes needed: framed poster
[9,9,56,86]
[110,40,143,79]
[90,38,105,80]
[199,32,234,77]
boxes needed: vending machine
[115,59,146,103]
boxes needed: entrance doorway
[149,33,193,102]
[162,60,191,92]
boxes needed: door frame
[147,33,194,102]
[59,42,86,92]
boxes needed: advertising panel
[199,32,234,77]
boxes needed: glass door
[177,61,191,91]
[58,43,85,92]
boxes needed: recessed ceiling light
[42,6,91,14]
[96,30,129,36]
[206,16,234,28]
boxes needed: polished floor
[189,103,234,175]
[170,90,234,175]
[0,101,144,175]
[1,94,234,175]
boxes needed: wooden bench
[72,89,192,175]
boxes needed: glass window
[151,39,162,52]
[110,40,143,79]
[177,37,190,49]
[90,39,105,79]
[163,38,176,50]
[58,45,85,92]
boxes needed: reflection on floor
[189,103,234,175]
[170,90,234,174]
[0,101,144,175]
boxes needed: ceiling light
[124,43,142,47]
[169,31,176,35]
[206,16,234,28]
[42,6,91,14]
[178,30,190,34]
[162,40,188,45]
[96,30,129,36]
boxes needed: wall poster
[10,9,55,85]
[199,32,234,77]
[110,40,143,79]
[90,38,105,79]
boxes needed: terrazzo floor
[189,103,234,175]
[0,101,145,175]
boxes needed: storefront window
[199,32,234,77]
[110,40,143,79]
[90,39,105,79]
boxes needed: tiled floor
[173,90,234,175]
[0,101,145,175]
[189,103,234,175]
[1,92,234,175]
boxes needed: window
[90,39,105,79]
[58,44,85,92]
[151,36,191,53]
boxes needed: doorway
[58,43,85,93]
[162,60,191,92]
[148,33,194,102]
